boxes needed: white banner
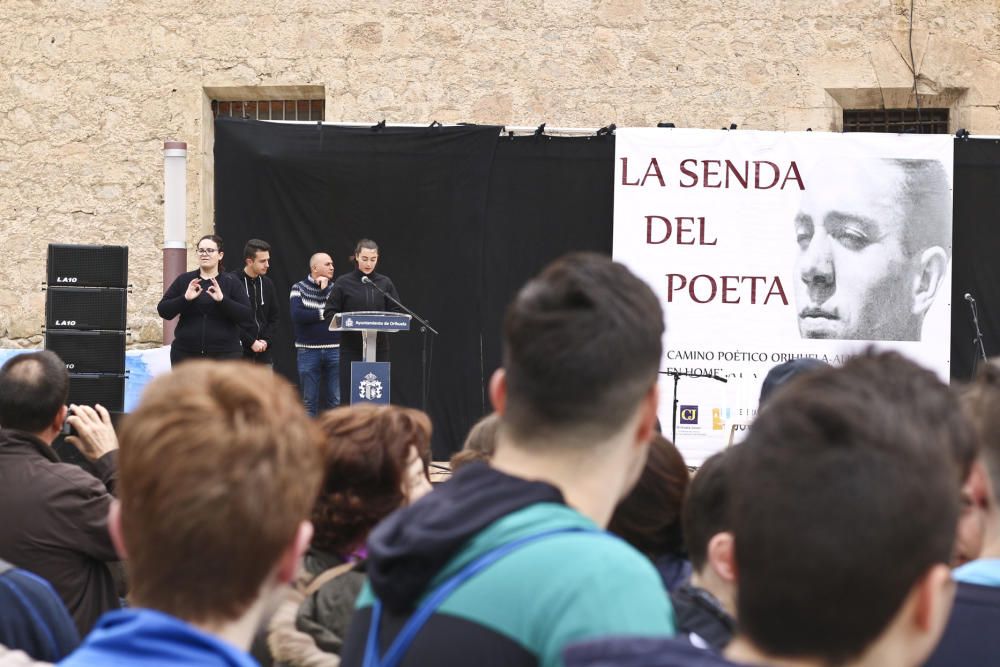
[613,129,954,465]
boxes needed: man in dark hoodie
[340,252,675,667]
[565,352,967,667]
[234,238,279,365]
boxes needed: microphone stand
[363,278,439,412]
[658,370,728,444]
[967,295,988,379]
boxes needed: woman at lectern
[157,234,251,366]
[324,239,401,403]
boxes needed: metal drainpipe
[162,140,188,345]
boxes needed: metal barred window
[843,108,949,134]
[211,99,325,121]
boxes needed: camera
[60,407,77,437]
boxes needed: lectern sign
[330,311,410,405]
[351,362,391,405]
[336,313,411,331]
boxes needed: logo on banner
[679,405,699,424]
[345,317,354,327]
[358,372,383,401]
[712,408,725,431]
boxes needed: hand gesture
[65,404,119,461]
[184,278,203,301]
[316,276,329,290]
[206,277,223,302]
[251,340,267,353]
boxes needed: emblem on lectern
[346,317,354,327]
[358,372,383,400]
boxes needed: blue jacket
[0,562,79,661]
[60,608,257,666]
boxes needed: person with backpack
[339,253,676,667]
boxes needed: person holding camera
[0,351,121,636]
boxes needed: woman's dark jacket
[323,269,401,353]
[157,270,251,356]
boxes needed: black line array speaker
[45,288,127,331]
[45,331,126,374]
[47,245,128,288]
[67,373,126,413]
[45,244,129,412]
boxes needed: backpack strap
[362,526,612,667]
[303,560,357,597]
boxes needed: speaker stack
[44,244,128,412]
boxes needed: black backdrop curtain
[215,119,615,457]
[480,134,615,405]
[950,138,1000,382]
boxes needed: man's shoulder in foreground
[444,503,674,666]
[0,431,113,520]
[347,464,673,667]
[59,608,256,667]
[435,501,674,627]
[0,564,79,662]
[565,636,742,667]
[923,577,1000,667]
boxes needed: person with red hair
[267,404,432,666]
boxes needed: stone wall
[2,0,998,347]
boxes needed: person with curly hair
[607,434,691,592]
[267,404,432,667]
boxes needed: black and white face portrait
[793,158,951,341]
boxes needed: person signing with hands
[157,234,251,366]
[183,275,225,303]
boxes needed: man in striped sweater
[290,253,341,415]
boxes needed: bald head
[310,253,334,282]
[0,350,69,434]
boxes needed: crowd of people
[0,251,996,666]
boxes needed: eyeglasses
[196,248,218,255]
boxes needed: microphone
[965,293,975,303]
[710,374,728,383]
[361,274,388,297]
